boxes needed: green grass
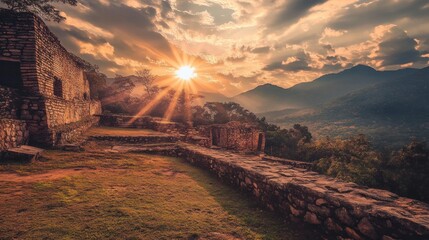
[0,146,320,239]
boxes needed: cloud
[370,25,427,67]
[267,0,328,30]
[41,0,429,94]
[251,46,271,54]
[263,51,313,72]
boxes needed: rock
[316,198,328,206]
[346,227,364,240]
[304,211,321,225]
[357,218,377,240]
[335,208,354,226]
[308,203,331,217]
[290,205,303,217]
[325,218,342,232]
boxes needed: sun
[176,66,196,81]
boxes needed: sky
[45,0,429,96]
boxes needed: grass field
[0,144,320,240]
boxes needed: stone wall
[197,121,265,153]
[33,14,90,100]
[44,98,100,128]
[0,86,20,119]
[0,10,101,147]
[175,144,429,240]
[0,119,28,151]
[49,116,99,146]
[0,10,39,94]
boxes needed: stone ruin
[98,115,265,153]
[1,9,428,240]
[0,10,101,151]
[196,121,265,153]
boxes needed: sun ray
[126,81,181,126]
[163,82,185,121]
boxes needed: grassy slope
[0,146,319,240]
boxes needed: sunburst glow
[176,66,196,81]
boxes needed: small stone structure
[0,10,101,148]
[197,121,265,153]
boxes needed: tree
[136,69,159,98]
[1,0,78,22]
[309,135,384,187]
[383,140,429,202]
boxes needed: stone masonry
[0,10,101,148]
[197,121,266,153]
[0,119,28,151]
[173,143,429,240]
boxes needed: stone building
[197,121,265,153]
[0,9,101,149]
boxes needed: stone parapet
[174,143,429,240]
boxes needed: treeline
[187,102,429,203]
[263,124,429,203]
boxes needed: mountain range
[106,64,429,147]
[232,65,420,113]
[244,65,429,147]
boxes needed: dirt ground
[0,142,320,240]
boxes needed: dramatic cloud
[370,25,427,67]
[41,0,429,95]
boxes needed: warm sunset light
[175,66,196,81]
[1,1,428,239]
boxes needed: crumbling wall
[33,15,89,100]
[0,10,101,147]
[0,86,20,119]
[0,119,28,151]
[197,122,265,152]
[49,116,99,145]
[0,10,39,94]
[177,144,429,240]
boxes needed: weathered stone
[325,218,342,232]
[304,211,321,225]
[159,144,429,240]
[0,9,101,148]
[290,205,303,217]
[308,204,331,217]
[346,227,363,240]
[335,208,355,226]
[357,218,377,240]
[316,198,328,206]
[382,235,396,240]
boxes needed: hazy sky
[47,0,429,96]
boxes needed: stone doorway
[211,127,220,146]
[257,133,264,152]
[0,60,22,89]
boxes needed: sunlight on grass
[0,147,319,239]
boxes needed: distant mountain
[198,91,230,103]
[263,67,429,147]
[231,83,290,112]
[106,76,229,103]
[233,65,419,113]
